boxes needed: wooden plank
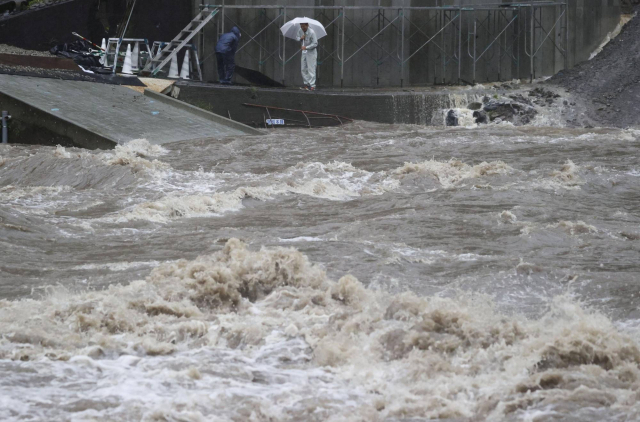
[0,53,80,71]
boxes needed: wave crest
[393,159,513,188]
[1,240,638,419]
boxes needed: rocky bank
[547,7,640,128]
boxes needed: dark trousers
[216,52,236,83]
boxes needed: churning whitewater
[1,122,640,421]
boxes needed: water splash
[1,240,639,420]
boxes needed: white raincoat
[296,27,318,88]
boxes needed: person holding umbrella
[296,22,318,90]
[281,17,327,91]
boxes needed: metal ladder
[141,7,219,77]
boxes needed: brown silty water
[1,114,640,421]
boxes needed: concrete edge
[0,88,119,150]
[143,88,265,136]
[175,81,477,97]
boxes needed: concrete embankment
[174,82,484,126]
[0,74,262,149]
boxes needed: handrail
[242,103,353,128]
[199,4,562,10]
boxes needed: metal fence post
[530,5,534,82]
[377,8,381,86]
[400,7,405,87]
[282,6,286,86]
[441,10,445,84]
[341,6,345,88]
[498,11,502,81]
[221,0,225,33]
[259,9,263,74]
[199,0,204,66]
[458,9,462,84]
[517,6,521,80]
[1,111,10,144]
[435,10,439,84]
[473,20,477,84]
[538,6,542,78]
[564,1,569,70]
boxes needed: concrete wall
[0,0,100,50]
[193,0,411,86]
[175,82,475,125]
[122,0,193,44]
[0,0,197,52]
[0,90,116,149]
[567,0,621,66]
[192,0,621,87]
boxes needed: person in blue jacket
[215,26,241,84]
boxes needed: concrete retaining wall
[0,0,99,51]
[144,88,264,135]
[191,0,621,87]
[0,89,117,149]
[175,82,478,126]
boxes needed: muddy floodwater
[1,121,639,421]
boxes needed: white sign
[266,119,285,125]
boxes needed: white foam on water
[104,161,402,223]
[0,185,72,201]
[383,243,486,265]
[392,159,513,189]
[0,185,77,217]
[504,212,598,237]
[119,138,169,157]
[529,160,584,191]
[518,220,598,237]
[1,240,639,421]
[69,260,164,271]
[106,158,518,223]
[113,189,251,223]
[55,140,170,175]
[111,181,361,223]
[549,159,582,186]
[278,161,398,197]
[97,139,170,174]
[279,236,324,243]
[54,145,72,158]
[548,220,598,236]
[500,210,518,224]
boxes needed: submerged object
[242,103,353,128]
[446,109,459,126]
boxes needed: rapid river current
[1,120,639,421]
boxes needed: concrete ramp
[0,74,262,149]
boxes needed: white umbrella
[280,17,327,40]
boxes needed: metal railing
[198,2,568,87]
